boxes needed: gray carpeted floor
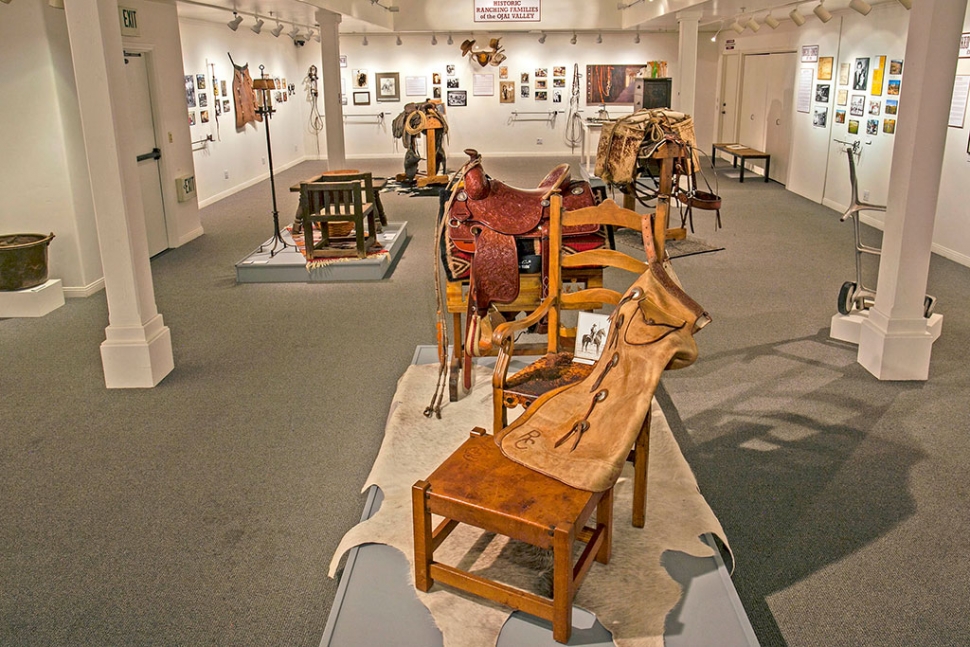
[1,156,968,647]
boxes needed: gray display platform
[320,346,759,647]
[235,222,408,283]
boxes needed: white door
[763,52,797,184]
[124,52,169,257]
[739,54,769,151]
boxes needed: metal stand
[255,65,291,257]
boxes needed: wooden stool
[412,428,614,644]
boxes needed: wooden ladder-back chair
[299,180,377,260]
[491,196,654,527]
[311,171,388,229]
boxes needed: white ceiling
[175,0,903,35]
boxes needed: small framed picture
[815,84,830,103]
[850,95,865,116]
[446,64,456,76]
[375,72,400,102]
[188,110,196,126]
[885,99,898,115]
[432,86,442,99]
[499,66,508,79]
[818,57,834,81]
[837,89,848,106]
[521,72,529,83]
[869,99,881,115]
[553,90,562,103]
[835,109,845,124]
[536,79,547,90]
[535,67,548,78]
[553,66,566,77]
[447,77,460,89]
[848,119,860,135]
[867,119,879,135]
[838,63,850,86]
[499,81,515,103]
[520,85,529,98]
[447,90,467,107]
[883,118,896,135]
[553,78,565,88]
[353,91,370,105]
[887,79,901,95]
[889,59,903,75]
[535,90,548,101]
[352,69,369,89]
[223,99,231,113]
[432,72,441,85]
[813,106,828,128]
[573,312,611,364]
[196,73,206,90]
[200,110,210,124]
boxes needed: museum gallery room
[3,0,970,645]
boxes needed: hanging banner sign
[474,0,541,23]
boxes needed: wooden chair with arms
[491,196,653,527]
[299,180,378,260]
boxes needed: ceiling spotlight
[447,33,454,45]
[764,13,780,29]
[288,25,301,41]
[789,8,806,26]
[747,17,761,32]
[634,31,640,44]
[227,12,243,31]
[596,33,603,44]
[306,29,315,42]
[362,35,369,46]
[431,33,438,45]
[250,16,264,34]
[710,23,723,42]
[396,35,402,45]
[538,32,547,44]
[814,1,833,22]
[270,20,284,37]
[729,18,745,34]
[849,0,872,13]
[896,0,911,8]
[570,32,577,45]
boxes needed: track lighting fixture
[288,25,301,41]
[396,35,403,46]
[729,18,745,34]
[227,12,243,31]
[447,33,454,45]
[596,33,603,44]
[747,16,761,32]
[764,12,780,29]
[362,35,369,46]
[814,1,833,22]
[710,22,723,42]
[271,21,284,37]
[849,0,872,14]
[789,8,806,26]
[250,16,264,34]
[570,32,577,45]
[634,31,640,44]
[896,0,911,8]
[538,32,547,44]
[431,33,438,45]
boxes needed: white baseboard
[197,156,310,209]
[176,226,205,247]
[63,277,105,298]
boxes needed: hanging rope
[563,63,583,150]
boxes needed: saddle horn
[462,149,490,200]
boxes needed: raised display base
[235,222,408,284]
[831,310,943,345]
[0,279,65,318]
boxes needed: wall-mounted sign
[119,6,139,37]
[801,45,819,63]
[960,33,970,58]
[725,39,735,51]
[474,0,540,23]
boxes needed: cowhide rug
[329,363,730,646]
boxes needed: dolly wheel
[924,295,936,318]
[838,281,857,316]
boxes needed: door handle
[136,147,161,162]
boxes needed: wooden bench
[711,143,771,183]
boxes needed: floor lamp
[253,66,291,257]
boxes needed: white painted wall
[933,7,970,268]
[0,0,202,296]
[0,0,101,294]
[325,31,717,161]
[178,17,318,206]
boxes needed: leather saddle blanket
[445,149,600,315]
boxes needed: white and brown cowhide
[329,363,730,647]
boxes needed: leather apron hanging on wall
[229,53,260,129]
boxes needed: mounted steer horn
[460,37,506,67]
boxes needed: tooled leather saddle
[444,149,600,390]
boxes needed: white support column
[856,0,966,380]
[63,0,174,388]
[317,9,346,170]
[676,11,702,117]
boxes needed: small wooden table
[711,143,771,183]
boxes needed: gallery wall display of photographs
[828,54,902,136]
[185,66,295,127]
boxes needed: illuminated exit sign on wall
[119,7,140,37]
[474,0,540,23]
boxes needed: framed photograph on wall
[818,57,834,81]
[850,95,866,116]
[961,33,970,58]
[835,109,846,124]
[885,99,898,115]
[520,85,529,98]
[839,63,851,86]
[553,66,566,77]
[447,90,467,107]
[889,59,903,75]
[376,73,400,102]
[353,91,370,105]
[499,81,515,103]
[867,119,879,136]
[352,70,369,88]
[815,84,830,103]
[801,45,819,63]
[837,89,848,106]
[852,58,869,91]
[848,119,859,134]
[535,90,548,101]
[196,74,206,90]
[813,107,828,128]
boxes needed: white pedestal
[0,279,65,317]
[831,310,943,380]
[100,314,174,388]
